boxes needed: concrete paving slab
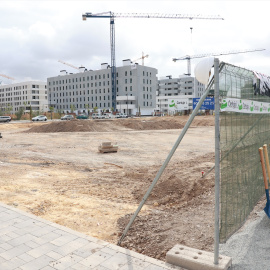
[0,202,185,270]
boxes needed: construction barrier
[217,63,270,242]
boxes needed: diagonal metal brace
[117,83,212,246]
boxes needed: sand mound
[24,116,214,133]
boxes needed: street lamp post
[49,90,52,120]
[160,96,161,116]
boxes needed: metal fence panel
[217,63,270,242]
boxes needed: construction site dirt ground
[0,115,262,261]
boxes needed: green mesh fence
[214,63,270,243]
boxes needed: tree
[49,106,54,120]
[85,104,90,116]
[70,104,76,113]
[29,105,33,121]
[15,107,25,120]
[110,107,114,113]
[5,104,12,115]
[57,110,62,119]
[93,106,98,113]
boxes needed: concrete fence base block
[166,244,232,270]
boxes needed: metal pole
[214,58,220,265]
[118,81,212,246]
[127,94,128,116]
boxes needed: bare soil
[0,116,223,260]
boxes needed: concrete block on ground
[99,141,118,153]
[166,244,232,270]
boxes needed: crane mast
[110,13,116,112]
[82,11,224,112]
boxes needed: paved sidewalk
[0,202,184,270]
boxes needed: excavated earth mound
[117,152,215,260]
[25,115,214,133]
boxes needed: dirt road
[0,116,216,260]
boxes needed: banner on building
[168,98,189,111]
[220,98,270,114]
[193,97,215,110]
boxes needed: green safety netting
[210,62,270,242]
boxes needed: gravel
[220,210,270,270]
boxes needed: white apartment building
[47,60,158,116]
[156,75,205,114]
[0,81,48,114]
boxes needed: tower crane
[173,48,266,76]
[82,11,224,111]
[132,52,149,66]
[58,60,80,70]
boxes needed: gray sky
[0,0,269,83]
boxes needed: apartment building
[156,75,205,114]
[47,60,158,116]
[0,81,48,114]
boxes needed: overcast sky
[0,0,269,84]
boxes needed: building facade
[47,60,158,116]
[0,81,48,114]
[156,75,205,114]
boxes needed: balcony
[116,95,136,101]
[116,104,136,110]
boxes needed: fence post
[214,58,220,265]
